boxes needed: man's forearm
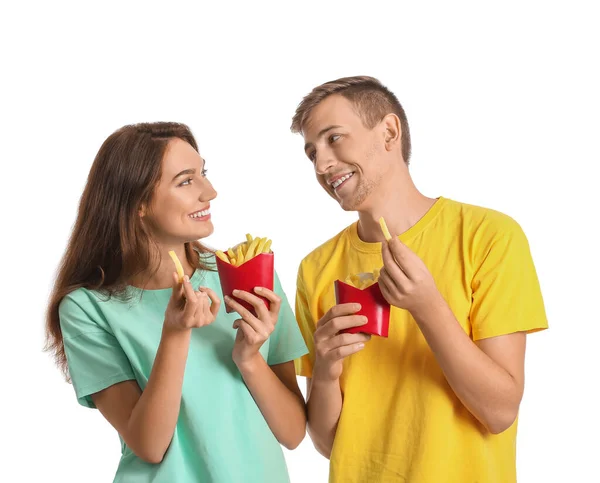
[413,297,522,433]
[306,377,343,458]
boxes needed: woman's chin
[192,223,214,240]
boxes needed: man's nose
[314,147,336,175]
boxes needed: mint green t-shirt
[59,256,308,483]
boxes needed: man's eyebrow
[304,125,343,151]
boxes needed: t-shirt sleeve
[294,266,317,378]
[59,292,136,408]
[470,218,548,340]
[267,271,309,366]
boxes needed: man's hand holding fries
[312,304,371,382]
[377,217,443,316]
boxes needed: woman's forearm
[237,356,306,449]
[126,327,191,462]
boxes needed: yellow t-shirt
[294,197,548,483]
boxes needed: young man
[291,76,548,483]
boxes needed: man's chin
[338,197,362,212]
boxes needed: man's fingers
[387,237,418,279]
[324,332,371,353]
[382,242,409,285]
[316,314,368,340]
[318,303,362,328]
[325,341,367,362]
[378,269,396,304]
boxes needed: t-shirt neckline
[348,196,447,253]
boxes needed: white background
[1,1,598,482]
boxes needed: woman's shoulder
[59,286,132,331]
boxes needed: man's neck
[356,179,437,244]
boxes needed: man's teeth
[332,173,354,189]
[189,209,210,219]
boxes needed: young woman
[46,122,308,482]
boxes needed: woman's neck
[130,244,195,290]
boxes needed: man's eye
[308,151,316,162]
[201,169,208,177]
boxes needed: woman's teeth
[189,209,210,219]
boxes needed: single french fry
[235,245,244,266]
[215,250,230,264]
[263,239,272,253]
[379,216,392,241]
[227,247,236,260]
[168,250,185,283]
[245,237,259,259]
[255,237,267,254]
[246,233,253,243]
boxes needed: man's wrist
[311,372,341,388]
[410,291,448,327]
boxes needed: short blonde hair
[291,76,412,164]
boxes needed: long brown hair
[46,122,214,379]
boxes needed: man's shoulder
[445,198,524,237]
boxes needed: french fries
[345,268,381,290]
[215,234,273,267]
[168,250,185,283]
[379,216,392,241]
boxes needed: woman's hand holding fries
[224,287,282,368]
[164,271,221,332]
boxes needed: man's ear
[382,113,402,151]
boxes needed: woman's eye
[201,169,208,177]
[179,177,193,187]
[330,134,341,143]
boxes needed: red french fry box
[334,280,390,337]
[216,252,274,315]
